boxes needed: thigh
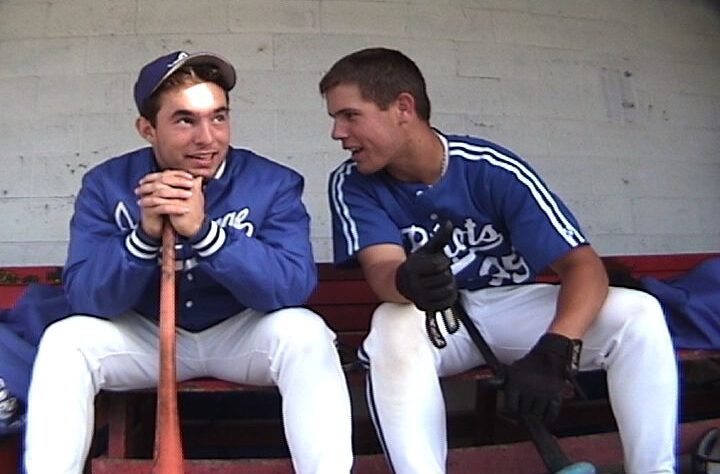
[443,285,560,374]
[40,313,170,391]
[198,307,335,385]
[458,284,662,372]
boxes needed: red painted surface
[0,436,19,473]
[2,253,719,473]
[90,418,720,473]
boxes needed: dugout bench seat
[1,252,720,474]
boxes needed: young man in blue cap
[23,51,353,474]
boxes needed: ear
[135,116,156,145]
[395,92,417,122]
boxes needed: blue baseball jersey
[64,146,317,331]
[329,131,587,290]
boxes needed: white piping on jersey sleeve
[330,162,361,256]
[125,228,160,260]
[192,220,227,258]
[450,141,586,247]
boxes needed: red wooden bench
[1,253,720,473]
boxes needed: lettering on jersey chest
[401,218,531,287]
[114,201,255,237]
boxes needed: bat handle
[153,220,184,473]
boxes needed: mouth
[186,152,216,167]
[344,146,363,160]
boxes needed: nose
[331,120,347,141]
[194,119,213,144]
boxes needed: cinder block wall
[1,0,718,265]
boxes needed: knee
[363,303,430,366]
[38,316,94,353]
[605,288,670,346]
[265,308,336,356]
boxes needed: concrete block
[626,162,720,199]
[0,243,69,266]
[0,38,87,78]
[0,156,34,198]
[274,34,370,72]
[0,3,49,40]
[699,198,720,234]
[0,197,74,242]
[501,65,606,122]
[633,197,702,236]
[80,112,145,158]
[310,236,333,264]
[403,4,495,42]
[230,110,277,158]
[467,115,550,157]
[637,2,720,39]
[277,151,338,197]
[228,0,319,33]
[231,70,322,111]
[303,190,331,235]
[525,0,644,23]
[29,156,85,197]
[492,10,639,56]
[431,113,550,159]
[137,0,229,34]
[1,116,82,157]
[545,119,643,159]
[563,195,634,235]
[85,34,274,75]
[45,0,136,37]
[0,155,84,198]
[36,73,130,116]
[637,22,720,64]
[320,2,408,35]
[276,110,336,155]
[0,77,40,121]
[661,93,720,130]
[428,75,503,116]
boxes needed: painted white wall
[0,0,718,265]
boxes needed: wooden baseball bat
[153,219,184,473]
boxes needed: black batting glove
[503,333,582,424]
[395,221,457,313]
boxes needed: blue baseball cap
[133,50,236,113]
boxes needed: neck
[387,126,444,185]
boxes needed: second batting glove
[503,333,582,423]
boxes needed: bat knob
[555,462,597,474]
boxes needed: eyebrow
[328,107,359,118]
[170,106,230,119]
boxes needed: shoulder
[444,133,525,163]
[441,132,540,185]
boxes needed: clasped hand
[134,170,205,239]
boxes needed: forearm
[365,260,407,303]
[548,247,609,339]
[196,223,318,310]
[358,244,408,303]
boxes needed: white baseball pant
[360,284,678,474]
[24,307,353,474]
